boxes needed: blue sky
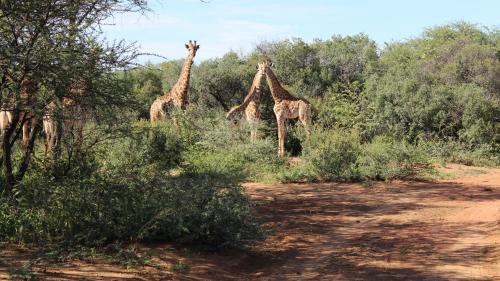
[103,0,499,62]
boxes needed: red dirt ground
[1,164,499,280]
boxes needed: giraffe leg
[74,106,84,146]
[150,100,163,123]
[22,115,30,148]
[0,110,10,140]
[44,126,51,157]
[299,103,312,136]
[150,105,158,123]
[277,118,286,157]
[250,128,256,141]
[44,140,49,156]
[30,116,37,139]
[53,119,62,160]
[44,114,60,157]
[249,119,258,141]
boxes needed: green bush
[419,139,499,167]
[358,136,431,180]
[0,121,263,249]
[0,177,262,248]
[137,177,262,248]
[183,126,285,183]
[167,105,284,182]
[301,128,361,181]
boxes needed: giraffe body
[226,67,264,140]
[150,41,199,123]
[261,61,312,156]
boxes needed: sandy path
[1,164,499,280]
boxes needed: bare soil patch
[1,164,499,280]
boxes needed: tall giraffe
[261,61,312,157]
[226,64,264,141]
[150,40,200,122]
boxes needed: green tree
[0,0,146,194]
[191,52,255,110]
[312,34,379,130]
[123,64,163,119]
[257,38,321,97]
[366,23,499,145]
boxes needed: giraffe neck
[226,72,262,118]
[265,68,294,103]
[171,53,194,101]
[20,79,37,109]
[239,72,262,108]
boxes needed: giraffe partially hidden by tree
[150,40,200,123]
[43,101,59,157]
[226,64,264,141]
[0,79,38,149]
[261,61,312,157]
[43,80,88,157]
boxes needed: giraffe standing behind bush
[226,64,264,141]
[150,40,200,122]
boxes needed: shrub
[419,139,499,167]
[358,136,431,180]
[137,177,263,248]
[0,121,263,249]
[172,106,285,182]
[300,128,361,181]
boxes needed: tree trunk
[16,124,40,182]
[1,111,19,196]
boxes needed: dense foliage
[0,119,263,248]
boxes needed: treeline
[127,22,499,154]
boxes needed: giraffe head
[258,60,273,76]
[20,79,38,102]
[226,105,243,123]
[255,62,267,77]
[185,40,200,57]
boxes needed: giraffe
[150,40,200,123]
[226,65,264,141]
[63,80,87,145]
[42,80,87,156]
[0,79,38,149]
[260,61,312,157]
[19,79,39,148]
[44,47,99,155]
[43,101,59,156]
